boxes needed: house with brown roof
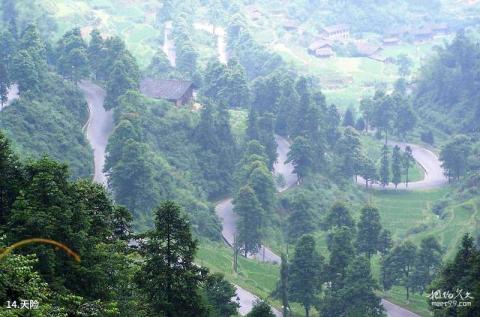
[385,26,411,38]
[382,37,400,46]
[355,42,382,57]
[355,42,385,62]
[411,28,434,42]
[321,24,350,41]
[314,47,335,58]
[429,23,449,35]
[308,39,333,54]
[140,78,195,106]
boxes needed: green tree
[378,229,393,292]
[87,29,106,80]
[10,50,40,93]
[380,145,390,187]
[359,155,377,188]
[224,58,250,108]
[403,146,414,187]
[0,29,16,104]
[202,273,239,317]
[356,205,382,259]
[136,201,207,317]
[360,97,374,132]
[272,253,290,316]
[287,192,316,243]
[147,50,174,77]
[428,234,480,316]
[233,186,264,256]
[57,28,90,83]
[335,127,362,180]
[342,108,355,127]
[108,139,158,218]
[256,113,278,170]
[195,102,237,198]
[394,101,417,137]
[248,164,276,214]
[397,54,413,77]
[355,117,366,131]
[247,300,276,317]
[289,235,323,317]
[327,226,355,288]
[382,241,418,300]
[275,77,300,136]
[411,237,443,293]
[18,25,47,72]
[104,54,140,109]
[371,93,395,143]
[323,201,355,231]
[0,131,22,227]
[440,135,471,181]
[392,145,402,188]
[176,41,198,75]
[286,136,314,182]
[342,256,384,316]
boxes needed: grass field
[199,240,326,316]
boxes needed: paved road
[215,136,292,316]
[382,299,421,317]
[236,285,282,317]
[215,134,297,264]
[358,141,448,190]
[193,22,227,64]
[163,21,176,67]
[78,81,114,186]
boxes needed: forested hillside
[1,0,480,316]
[0,23,93,178]
[414,31,480,135]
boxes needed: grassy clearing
[369,188,479,314]
[197,241,279,299]
[198,240,321,316]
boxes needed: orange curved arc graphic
[0,238,81,262]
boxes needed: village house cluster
[304,22,450,62]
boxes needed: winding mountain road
[76,23,428,316]
[193,22,228,64]
[163,21,176,67]
[358,141,448,190]
[79,81,114,186]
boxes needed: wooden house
[140,78,195,106]
[308,39,333,54]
